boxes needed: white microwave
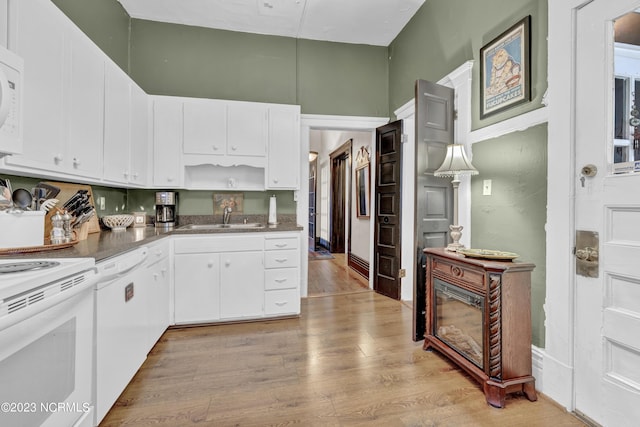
[0,44,23,156]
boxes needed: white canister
[0,210,45,248]
[268,195,277,225]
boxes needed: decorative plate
[457,248,519,260]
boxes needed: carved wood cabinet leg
[484,383,506,408]
[523,381,538,402]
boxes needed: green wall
[469,124,547,346]
[52,0,130,71]
[389,0,548,129]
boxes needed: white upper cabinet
[103,63,149,187]
[129,82,149,187]
[182,99,267,164]
[4,0,104,179]
[64,29,104,179]
[152,97,183,187]
[227,102,267,158]
[267,104,300,189]
[5,0,65,172]
[183,99,226,155]
[103,62,131,184]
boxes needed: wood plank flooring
[100,257,585,427]
[308,253,370,296]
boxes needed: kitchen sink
[177,223,265,230]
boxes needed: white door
[575,1,640,425]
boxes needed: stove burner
[0,261,61,274]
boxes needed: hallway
[308,253,370,296]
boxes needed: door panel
[413,79,454,340]
[330,140,351,254]
[575,2,640,425]
[374,121,402,300]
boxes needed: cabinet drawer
[265,249,298,269]
[147,239,171,265]
[431,257,485,292]
[265,268,298,290]
[174,235,263,253]
[265,289,300,315]
[265,236,299,250]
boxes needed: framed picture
[355,163,370,218]
[354,146,371,218]
[480,15,531,118]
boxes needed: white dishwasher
[93,246,149,425]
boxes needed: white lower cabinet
[173,232,300,324]
[264,235,300,316]
[174,252,221,324]
[146,240,171,347]
[220,250,264,319]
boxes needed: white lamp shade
[434,144,479,177]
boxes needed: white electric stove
[0,257,96,307]
[0,257,98,427]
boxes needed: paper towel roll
[268,195,277,225]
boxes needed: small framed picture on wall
[480,15,531,118]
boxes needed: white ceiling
[117,0,425,46]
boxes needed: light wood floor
[100,258,585,426]
[308,253,370,296]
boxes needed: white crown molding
[469,106,549,144]
[300,114,389,130]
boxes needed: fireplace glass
[433,278,484,368]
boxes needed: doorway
[329,140,352,254]
[308,152,318,251]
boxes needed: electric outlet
[98,196,106,210]
[483,179,492,196]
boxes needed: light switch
[482,180,492,196]
[98,196,106,210]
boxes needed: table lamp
[434,144,479,251]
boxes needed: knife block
[43,182,100,241]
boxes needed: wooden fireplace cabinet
[423,248,537,408]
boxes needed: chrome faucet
[223,206,232,224]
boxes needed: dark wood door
[373,121,402,300]
[413,79,455,340]
[330,140,352,254]
[308,154,317,250]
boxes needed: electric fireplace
[423,248,537,408]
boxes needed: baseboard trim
[348,252,369,279]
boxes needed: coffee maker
[155,191,177,228]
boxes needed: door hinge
[399,268,406,278]
[401,134,408,143]
[453,109,458,120]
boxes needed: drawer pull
[275,258,288,263]
[275,243,287,248]
[275,301,287,306]
[275,278,288,283]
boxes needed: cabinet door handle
[212,145,219,151]
[273,178,279,183]
[225,260,231,267]
[231,145,237,151]
[207,261,214,268]
[73,157,81,167]
[54,153,64,163]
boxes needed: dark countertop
[0,221,303,262]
